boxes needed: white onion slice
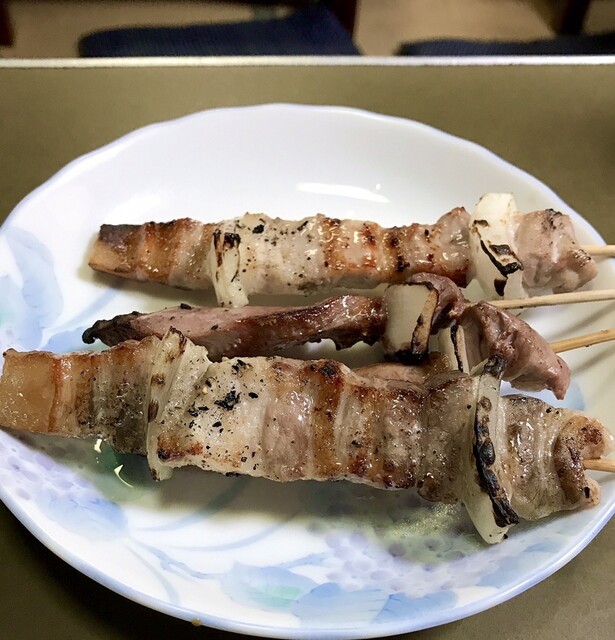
[209,225,249,307]
[462,356,518,544]
[147,329,212,481]
[469,193,527,300]
[435,325,469,373]
[382,283,438,361]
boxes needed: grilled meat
[88,209,473,306]
[83,295,386,361]
[83,275,570,398]
[88,201,596,306]
[0,332,610,543]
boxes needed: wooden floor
[1,0,615,58]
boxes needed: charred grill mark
[394,347,428,365]
[151,373,165,385]
[396,254,410,273]
[184,224,214,283]
[474,412,518,527]
[169,327,188,350]
[157,439,203,463]
[479,239,523,277]
[224,232,241,248]
[308,363,343,477]
[545,209,564,229]
[252,224,265,234]
[450,325,465,371]
[479,396,492,412]
[316,361,342,381]
[148,400,159,421]
[97,223,140,249]
[349,455,369,477]
[231,359,250,375]
[473,362,519,527]
[212,229,223,267]
[494,278,507,297]
[490,244,514,256]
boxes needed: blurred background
[1,0,615,58]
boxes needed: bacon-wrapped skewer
[0,330,612,544]
[88,194,599,307]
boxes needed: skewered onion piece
[468,193,526,300]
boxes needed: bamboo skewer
[491,289,615,310]
[584,459,615,473]
[582,245,615,257]
[551,328,615,354]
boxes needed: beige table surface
[0,59,614,640]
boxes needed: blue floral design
[222,563,317,612]
[0,434,128,540]
[0,228,63,353]
[374,591,457,623]
[35,489,127,541]
[292,583,389,627]
[0,136,607,638]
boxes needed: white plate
[0,104,614,639]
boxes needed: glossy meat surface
[89,209,472,305]
[459,301,570,399]
[83,296,386,360]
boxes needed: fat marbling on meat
[88,209,472,306]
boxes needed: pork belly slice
[0,338,158,454]
[82,295,386,360]
[501,396,610,519]
[88,203,598,308]
[89,209,472,306]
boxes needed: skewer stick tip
[491,289,615,310]
[550,328,615,354]
[583,459,615,473]
[582,245,615,258]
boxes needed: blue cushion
[79,4,360,57]
[398,31,615,56]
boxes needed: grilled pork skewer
[88,194,598,307]
[0,331,611,544]
[83,274,570,398]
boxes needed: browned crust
[89,219,213,285]
[554,414,611,506]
